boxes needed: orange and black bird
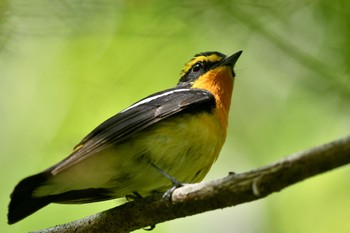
[8,50,242,224]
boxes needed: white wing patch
[121,89,192,113]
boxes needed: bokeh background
[1,0,349,232]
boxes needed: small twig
[32,135,350,233]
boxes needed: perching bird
[8,50,242,224]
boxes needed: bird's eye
[192,62,202,72]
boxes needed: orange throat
[192,66,234,130]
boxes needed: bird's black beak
[220,50,242,67]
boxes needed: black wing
[51,87,215,174]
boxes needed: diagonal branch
[33,135,350,233]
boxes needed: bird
[8,50,242,224]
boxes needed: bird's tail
[8,172,54,224]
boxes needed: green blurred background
[1,0,349,232]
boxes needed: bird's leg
[150,163,183,203]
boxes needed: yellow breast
[34,111,226,198]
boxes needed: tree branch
[33,135,350,233]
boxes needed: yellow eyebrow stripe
[180,54,223,77]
